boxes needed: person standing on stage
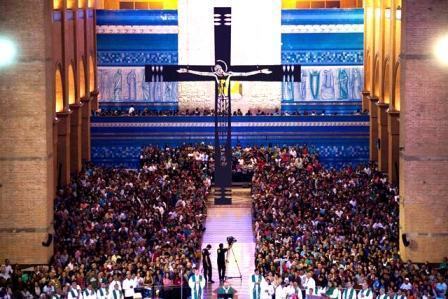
[202,244,214,283]
[217,243,229,282]
[188,267,206,299]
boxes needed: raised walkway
[201,187,254,298]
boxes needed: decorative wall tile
[97,51,178,66]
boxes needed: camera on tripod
[227,236,237,246]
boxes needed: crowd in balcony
[93,107,363,117]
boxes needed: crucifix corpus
[145,7,301,204]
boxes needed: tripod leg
[231,247,243,279]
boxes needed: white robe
[108,289,123,299]
[249,274,266,299]
[82,289,96,299]
[303,277,316,297]
[188,274,206,299]
[275,285,286,299]
[284,285,296,298]
[260,282,275,299]
[96,288,108,299]
[67,288,81,299]
[342,288,357,299]
[358,289,373,299]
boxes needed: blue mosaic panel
[282,50,364,66]
[97,51,178,66]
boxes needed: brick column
[0,0,54,264]
[399,0,448,262]
[387,109,399,184]
[56,112,71,187]
[361,91,370,113]
[69,104,83,174]
[368,96,379,161]
[53,118,60,193]
[377,102,389,172]
[81,97,91,162]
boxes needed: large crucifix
[146,7,301,204]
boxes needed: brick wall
[399,0,448,262]
[0,0,54,264]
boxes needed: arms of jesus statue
[229,68,272,77]
[177,68,216,77]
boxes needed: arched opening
[67,0,75,8]
[55,68,64,112]
[89,56,95,92]
[373,56,381,97]
[392,62,401,111]
[68,64,76,105]
[53,0,62,9]
[79,59,86,99]
[382,58,391,104]
[78,0,86,8]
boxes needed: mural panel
[98,67,178,102]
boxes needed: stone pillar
[0,0,54,264]
[56,112,71,187]
[368,96,379,161]
[399,0,448,262]
[69,104,83,174]
[81,98,91,162]
[387,109,399,184]
[362,91,370,113]
[377,102,389,172]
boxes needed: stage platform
[91,115,369,169]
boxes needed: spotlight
[0,37,17,68]
[434,35,448,66]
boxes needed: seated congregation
[0,145,446,299]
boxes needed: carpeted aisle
[200,188,255,299]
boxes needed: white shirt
[303,276,316,296]
[400,282,412,290]
[122,278,137,297]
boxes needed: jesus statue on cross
[177,60,272,103]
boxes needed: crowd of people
[251,145,447,299]
[94,107,362,117]
[0,145,212,298]
[1,144,447,299]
